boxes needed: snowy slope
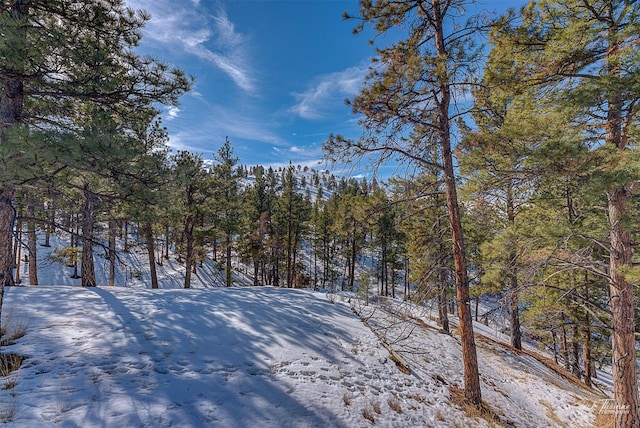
[1,233,613,427]
[0,286,607,427]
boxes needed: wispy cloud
[165,104,284,153]
[290,65,368,120]
[165,106,181,120]
[126,0,255,93]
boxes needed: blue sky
[125,0,523,176]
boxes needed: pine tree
[273,164,311,288]
[491,2,640,423]
[211,138,242,287]
[169,151,208,289]
[240,165,274,286]
[0,0,190,322]
[326,0,485,403]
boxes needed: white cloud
[266,158,327,172]
[290,65,368,120]
[165,106,181,120]
[125,0,256,93]
[165,104,284,154]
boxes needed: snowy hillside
[0,284,609,427]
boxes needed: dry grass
[592,399,619,428]
[539,399,567,427]
[0,400,17,423]
[362,406,375,424]
[342,393,351,406]
[593,410,615,428]
[388,395,402,413]
[371,401,382,414]
[0,354,25,378]
[449,385,507,427]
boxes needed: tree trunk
[560,313,569,371]
[434,4,481,399]
[350,223,357,292]
[253,258,260,286]
[404,257,410,301]
[14,223,21,285]
[70,216,80,279]
[438,268,449,333]
[144,221,158,289]
[26,200,38,285]
[226,232,232,287]
[81,185,96,287]
[184,216,194,289]
[571,324,581,379]
[164,224,170,260]
[582,326,592,388]
[508,288,522,350]
[44,189,54,247]
[604,14,639,425]
[0,0,28,331]
[582,274,592,387]
[108,219,116,286]
[608,188,639,425]
[0,185,15,337]
[551,329,558,365]
[122,221,130,253]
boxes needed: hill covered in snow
[0,284,610,427]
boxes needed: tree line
[1,1,638,426]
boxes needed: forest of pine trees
[1,0,638,426]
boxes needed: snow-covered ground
[0,236,612,427]
[1,285,608,427]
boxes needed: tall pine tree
[326,0,484,404]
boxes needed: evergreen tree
[273,164,311,288]
[0,0,190,322]
[326,0,485,404]
[211,138,242,287]
[168,151,209,289]
[240,165,275,286]
[396,172,452,332]
[491,2,640,423]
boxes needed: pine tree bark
[183,215,194,289]
[604,10,639,424]
[434,0,481,404]
[144,221,158,289]
[81,185,97,287]
[560,312,569,371]
[0,185,16,291]
[506,183,522,350]
[582,275,592,388]
[608,188,639,426]
[571,324,581,379]
[26,200,38,285]
[225,232,232,287]
[43,189,54,247]
[14,222,21,285]
[438,267,449,334]
[0,1,28,292]
[108,219,116,286]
